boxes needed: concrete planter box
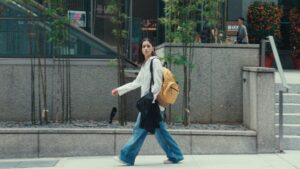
[0,128,257,158]
[0,44,259,123]
[0,59,140,122]
[156,43,260,123]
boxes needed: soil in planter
[0,120,249,131]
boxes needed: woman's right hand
[111,88,119,96]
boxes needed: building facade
[1,0,299,66]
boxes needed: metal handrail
[260,37,289,91]
[261,36,290,153]
[268,36,290,91]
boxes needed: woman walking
[111,38,184,166]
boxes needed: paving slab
[17,160,58,168]
[277,151,300,168]
[0,160,58,169]
[0,151,299,169]
[0,162,19,169]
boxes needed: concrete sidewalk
[0,151,299,169]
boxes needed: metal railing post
[278,90,284,152]
[266,36,290,153]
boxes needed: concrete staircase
[275,83,300,150]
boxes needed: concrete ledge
[0,128,256,135]
[0,58,113,65]
[0,128,257,158]
[39,134,115,157]
[243,67,275,73]
[192,135,257,154]
[38,128,116,134]
[156,43,260,50]
[0,128,39,134]
[190,130,256,136]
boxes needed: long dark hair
[136,38,156,65]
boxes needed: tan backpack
[157,67,180,107]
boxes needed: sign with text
[225,21,239,36]
[141,19,157,31]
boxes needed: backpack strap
[149,58,155,93]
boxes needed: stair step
[275,135,300,150]
[275,124,300,135]
[275,113,300,124]
[276,84,300,93]
[275,103,300,113]
[275,93,300,103]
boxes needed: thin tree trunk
[42,15,48,123]
[183,44,189,126]
[28,20,36,124]
[117,29,124,125]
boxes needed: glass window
[0,1,116,59]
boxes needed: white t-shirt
[117,56,165,111]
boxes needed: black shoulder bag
[136,59,162,134]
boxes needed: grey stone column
[242,67,275,153]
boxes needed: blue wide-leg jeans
[119,112,184,165]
